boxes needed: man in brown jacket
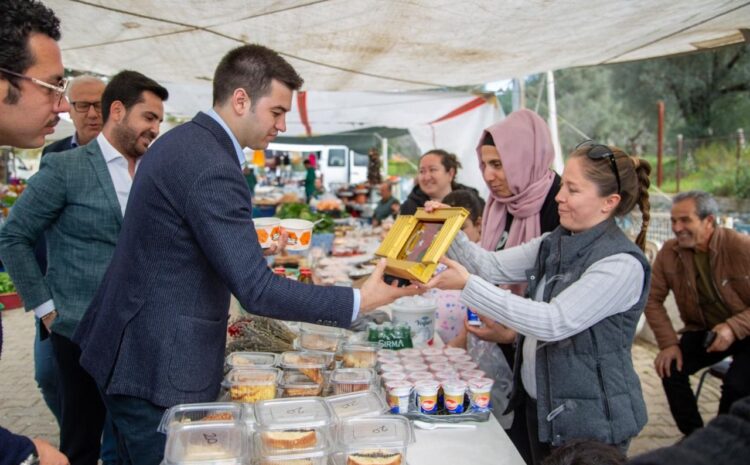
[646,190,750,436]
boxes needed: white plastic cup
[414,379,440,414]
[442,379,468,414]
[467,377,494,412]
[280,219,314,251]
[391,296,437,346]
[398,348,422,358]
[443,347,467,357]
[460,369,486,381]
[254,217,280,248]
[454,361,479,372]
[385,380,413,414]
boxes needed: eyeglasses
[70,101,102,113]
[0,67,69,106]
[576,140,622,194]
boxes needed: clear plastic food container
[329,368,376,395]
[341,342,379,369]
[279,351,330,385]
[256,446,331,465]
[255,425,332,455]
[163,422,246,465]
[158,402,242,434]
[297,324,347,352]
[224,351,277,371]
[291,340,338,369]
[254,397,333,430]
[325,390,390,421]
[279,371,325,398]
[337,416,414,465]
[223,368,280,404]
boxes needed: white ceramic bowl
[280,219,314,251]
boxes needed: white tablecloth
[407,419,525,465]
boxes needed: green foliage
[388,160,417,177]
[646,144,750,199]
[275,202,339,233]
[0,272,16,294]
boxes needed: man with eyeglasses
[36,75,117,465]
[43,76,106,155]
[0,69,169,465]
[0,2,71,465]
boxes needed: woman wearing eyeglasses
[424,142,652,464]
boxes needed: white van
[266,143,369,190]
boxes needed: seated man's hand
[654,345,682,378]
[359,259,424,312]
[707,322,736,353]
[263,231,288,257]
[465,315,517,344]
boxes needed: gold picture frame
[374,207,469,283]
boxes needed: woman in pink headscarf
[478,108,560,254]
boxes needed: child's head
[442,190,485,243]
[541,439,626,465]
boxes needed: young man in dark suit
[0,70,168,465]
[74,44,421,464]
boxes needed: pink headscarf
[479,109,556,252]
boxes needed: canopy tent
[41,0,750,191]
[46,0,750,91]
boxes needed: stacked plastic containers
[159,402,249,465]
[159,393,408,464]
[379,346,495,415]
[254,397,334,465]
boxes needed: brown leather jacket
[645,227,750,349]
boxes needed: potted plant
[0,272,23,310]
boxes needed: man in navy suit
[74,44,419,464]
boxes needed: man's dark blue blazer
[74,112,354,407]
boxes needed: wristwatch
[20,451,39,465]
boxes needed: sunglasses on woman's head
[576,140,621,194]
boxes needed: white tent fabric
[41,0,749,190]
[47,0,749,92]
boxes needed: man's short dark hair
[1,0,61,104]
[212,44,303,107]
[101,70,169,123]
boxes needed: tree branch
[719,82,750,94]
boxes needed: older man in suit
[0,70,168,465]
[31,75,105,437]
[43,75,106,155]
[74,44,420,465]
